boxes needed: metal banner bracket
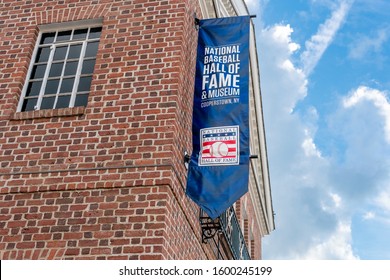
[199,210,221,243]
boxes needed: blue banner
[186,16,251,219]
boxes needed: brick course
[0,0,263,259]
[0,185,206,260]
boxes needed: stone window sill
[11,106,85,120]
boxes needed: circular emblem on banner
[210,142,229,157]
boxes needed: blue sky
[244,0,390,259]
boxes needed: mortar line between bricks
[0,162,208,258]
[0,164,173,177]
[0,162,200,238]
[162,170,209,258]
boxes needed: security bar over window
[18,26,101,112]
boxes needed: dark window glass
[49,62,64,77]
[22,98,38,111]
[30,64,47,79]
[81,59,95,74]
[26,81,42,97]
[78,76,92,92]
[35,47,51,63]
[68,44,82,59]
[89,27,102,39]
[40,32,56,44]
[45,79,60,95]
[64,61,78,76]
[75,94,89,107]
[21,26,102,112]
[73,29,88,40]
[85,42,99,58]
[53,46,68,61]
[60,78,75,93]
[56,95,71,109]
[56,30,72,42]
[41,96,56,109]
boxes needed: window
[18,25,102,112]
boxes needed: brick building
[0,0,274,260]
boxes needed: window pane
[49,62,64,77]
[26,81,42,97]
[53,46,68,61]
[68,44,82,59]
[41,96,56,109]
[78,76,92,92]
[73,29,88,40]
[30,64,47,79]
[89,27,102,39]
[64,61,78,76]
[40,32,55,44]
[35,47,51,63]
[75,93,89,107]
[60,78,75,93]
[81,59,95,74]
[56,30,71,42]
[56,95,71,109]
[85,42,99,58]
[45,79,60,95]
[22,98,38,111]
[21,26,101,112]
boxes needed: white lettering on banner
[202,73,240,90]
[201,98,240,108]
[204,54,240,64]
[201,44,242,107]
[204,45,240,55]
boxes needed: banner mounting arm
[194,13,200,30]
[194,14,256,29]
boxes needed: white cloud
[362,211,375,220]
[302,137,322,157]
[330,193,342,208]
[349,27,390,60]
[302,221,359,259]
[343,86,390,143]
[257,3,384,260]
[302,129,322,158]
[259,24,346,260]
[376,189,390,213]
[300,0,354,75]
[258,0,390,260]
[272,25,301,53]
[321,192,342,214]
[259,24,307,114]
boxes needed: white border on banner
[1,260,390,280]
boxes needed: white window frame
[17,19,103,112]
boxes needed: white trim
[17,24,101,112]
[249,23,275,233]
[198,0,209,18]
[69,41,88,108]
[214,0,230,17]
[230,0,249,16]
[35,43,56,110]
[38,18,103,33]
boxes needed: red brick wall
[242,193,262,260]
[0,0,208,260]
[0,0,263,260]
[0,185,208,260]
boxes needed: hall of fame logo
[199,126,239,166]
